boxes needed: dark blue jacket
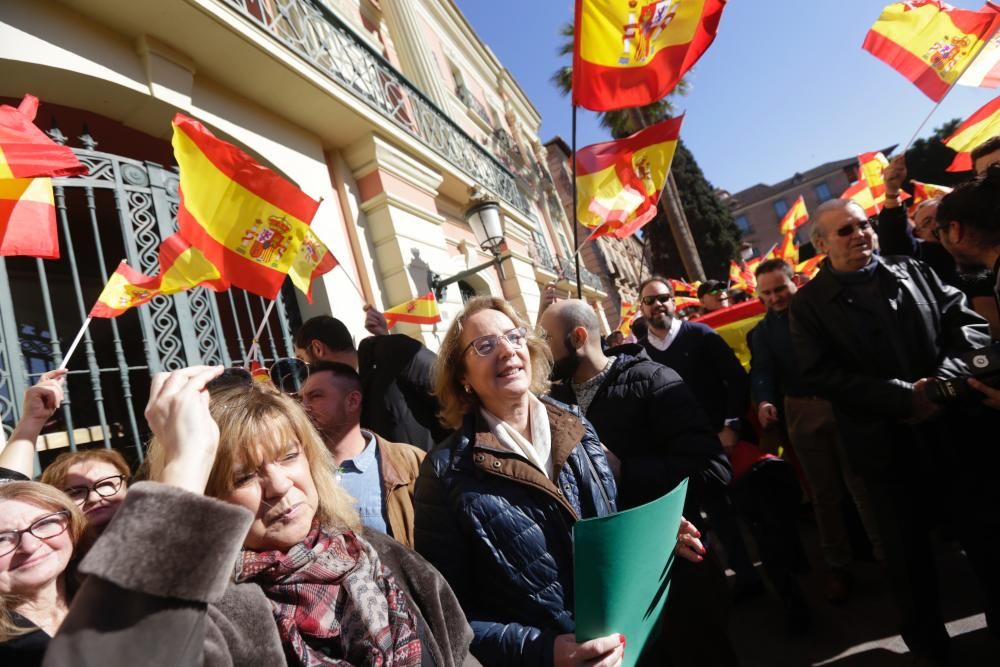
[413,396,617,667]
[748,309,814,405]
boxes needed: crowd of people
[1,146,1000,667]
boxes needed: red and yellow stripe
[0,95,87,179]
[778,195,808,234]
[577,115,683,240]
[862,1,1000,101]
[384,292,441,327]
[171,114,321,300]
[89,261,161,318]
[693,299,766,370]
[572,0,727,112]
[0,177,58,259]
[944,95,1000,171]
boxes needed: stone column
[380,0,452,110]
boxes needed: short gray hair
[811,198,866,244]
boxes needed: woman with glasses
[40,449,130,537]
[0,481,85,666]
[413,296,625,667]
[45,365,477,667]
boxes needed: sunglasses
[463,327,527,357]
[834,218,873,238]
[641,294,672,306]
[206,357,310,395]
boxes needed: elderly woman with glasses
[0,482,85,666]
[413,296,625,667]
[44,366,478,667]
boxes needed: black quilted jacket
[413,396,617,667]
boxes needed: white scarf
[480,394,553,479]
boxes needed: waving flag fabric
[289,226,338,303]
[0,95,87,179]
[693,299,766,370]
[944,95,1000,171]
[577,115,683,240]
[796,254,826,279]
[572,0,727,111]
[384,292,441,328]
[171,114,321,299]
[908,179,953,210]
[862,1,1000,101]
[89,261,161,318]
[778,195,809,234]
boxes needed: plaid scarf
[235,523,422,667]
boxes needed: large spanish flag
[0,95,87,179]
[171,114,321,300]
[577,115,683,240]
[862,1,1000,101]
[778,195,808,234]
[384,292,441,328]
[572,0,727,112]
[944,94,1000,171]
[89,261,161,318]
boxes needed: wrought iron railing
[528,238,558,273]
[455,83,494,128]
[222,0,533,218]
[557,255,605,292]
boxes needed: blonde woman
[45,367,478,667]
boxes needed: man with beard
[298,361,424,548]
[751,258,882,604]
[791,198,998,664]
[540,299,738,665]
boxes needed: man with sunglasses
[791,197,995,664]
[697,280,730,313]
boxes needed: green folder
[574,479,688,666]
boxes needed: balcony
[557,255,605,293]
[222,0,533,218]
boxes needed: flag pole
[336,263,367,303]
[571,104,582,299]
[58,317,92,370]
[243,299,277,369]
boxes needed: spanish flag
[289,226,338,303]
[384,292,441,328]
[171,114,321,300]
[693,299,765,370]
[618,300,638,336]
[572,0,727,112]
[155,233,227,295]
[0,94,87,259]
[0,95,87,179]
[778,195,808,234]
[796,254,825,279]
[841,179,880,218]
[89,261,161,318]
[577,115,683,240]
[674,296,702,310]
[908,179,952,211]
[858,151,890,201]
[773,230,799,266]
[863,1,1000,101]
[944,95,1000,171]
[669,278,695,295]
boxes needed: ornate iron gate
[0,129,302,470]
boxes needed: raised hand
[363,304,390,336]
[145,366,225,495]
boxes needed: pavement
[725,518,1000,666]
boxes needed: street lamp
[428,194,507,301]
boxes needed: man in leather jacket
[790,198,998,665]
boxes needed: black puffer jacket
[413,396,617,667]
[549,350,730,510]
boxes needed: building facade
[0,0,605,464]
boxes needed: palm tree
[551,22,706,280]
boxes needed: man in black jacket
[791,198,999,664]
[541,299,739,666]
[294,309,449,451]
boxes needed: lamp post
[428,195,508,301]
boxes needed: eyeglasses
[62,474,127,506]
[641,294,672,306]
[932,221,951,241]
[0,511,71,558]
[834,219,873,237]
[463,327,527,357]
[206,358,310,395]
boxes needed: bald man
[541,299,738,666]
[791,198,996,662]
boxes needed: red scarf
[236,523,422,666]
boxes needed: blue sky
[457,0,999,195]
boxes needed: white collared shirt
[645,317,682,351]
[480,393,553,479]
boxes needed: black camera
[927,345,1000,404]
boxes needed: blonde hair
[0,482,85,641]
[146,381,359,534]
[435,296,553,429]
[40,448,130,491]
